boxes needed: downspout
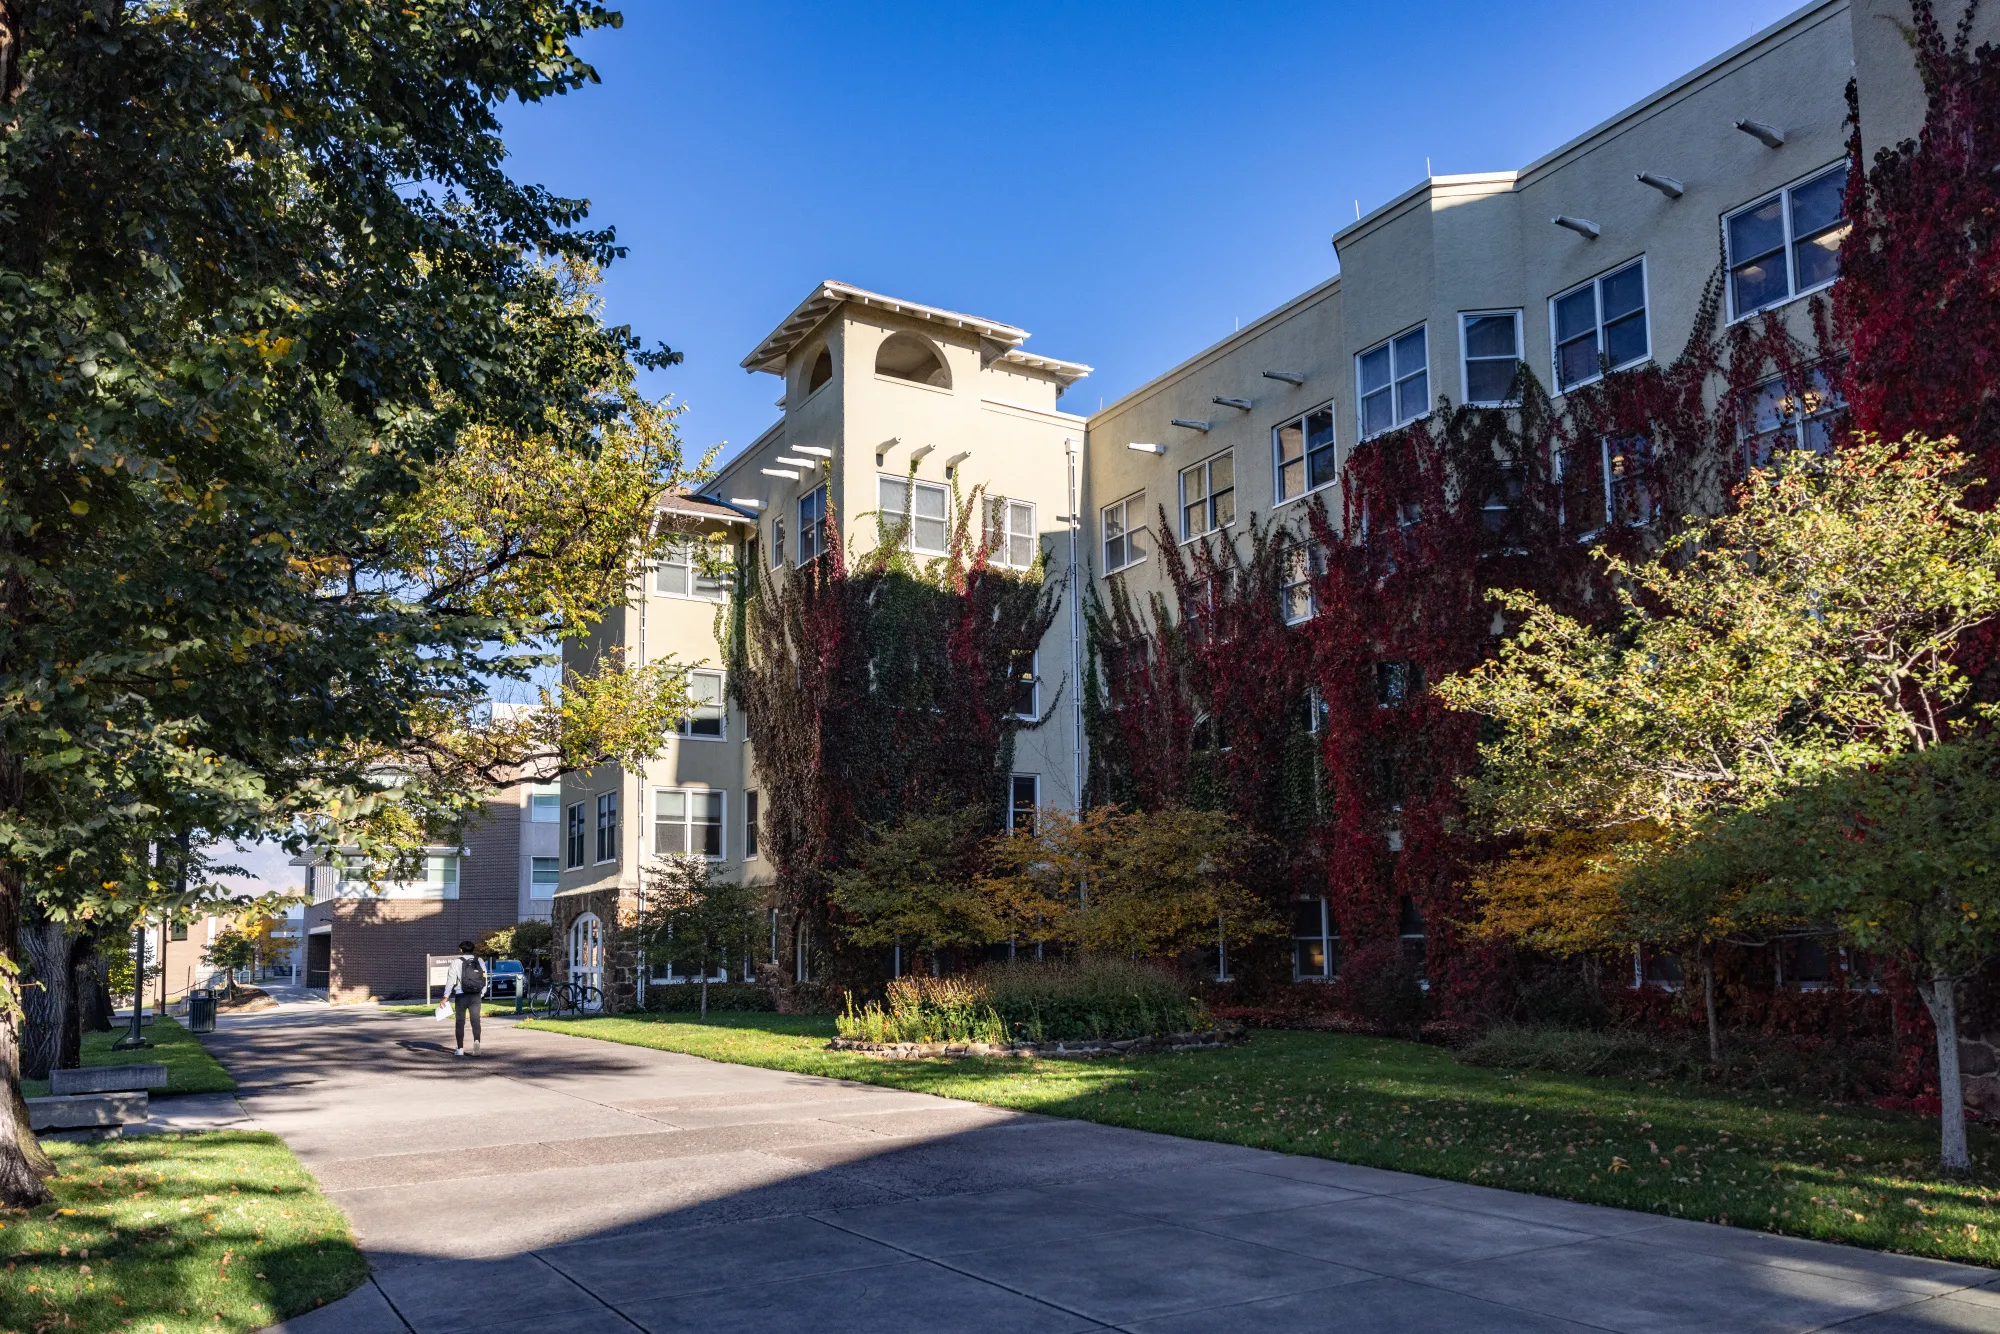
[634,542,650,1012]
[1065,437,1085,813]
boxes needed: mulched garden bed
[826,1024,1247,1060]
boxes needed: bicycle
[546,982,603,1017]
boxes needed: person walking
[442,940,487,1057]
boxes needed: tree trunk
[0,853,56,1207]
[74,936,112,1033]
[19,920,73,1080]
[1700,948,1721,1066]
[700,965,709,1020]
[1917,972,1972,1174]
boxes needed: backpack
[458,955,486,997]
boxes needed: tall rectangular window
[565,802,585,869]
[1293,898,1336,981]
[529,790,560,823]
[1179,451,1235,540]
[744,790,760,860]
[1101,491,1147,573]
[1281,542,1324,625]
[1357,326,1428,438]
[676,670,726,740]
[1741,368,1847,466]
[595,791,619,865]
[877,475,951,554]
[654,789,724,859]
[1552,259,1648,391]
[1601,437,1657,528]
[984,497,1037,568]
[770,518,785,568]
[530,857,560,899]
[1726,163,1850,320]
[654,539,729,602]
[1460,311,1523,406]
[1274,404,1337,503]
[1009,774,1039,833]
[1008,650,1039,719]
[797,485,828,565]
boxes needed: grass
[22,1015,236,1100]
[522,1010,2000,1268]
[0,1131,368,1334]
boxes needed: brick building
[302,779,561,1002]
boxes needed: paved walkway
[202,1004,2000,1334]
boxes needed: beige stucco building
[557,0,1989,1003]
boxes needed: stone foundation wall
[549,886,644,1013]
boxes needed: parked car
[484,958,525,1000]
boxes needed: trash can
[186,989,217,1034]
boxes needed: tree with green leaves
[1439,436,2000,1059]
[637,856,758,1019]
[203,923,257,999]
[1649,737,2000,1172]
[0,3,695,1205]
[829,810,1000,961]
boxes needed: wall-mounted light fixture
[1127,442,1167,456]
[1735,119,1785,148]
[1636,172,1685,198]
[1170,418,1212,432]
[1262,370,1306,385]
[909,443,935,464]
[943,451,970,479]
[1212,396,1253,411]
[1552,215,1601,239]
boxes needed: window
[744,790,760,860]
[796,485,828,565]
[1479,465,1526,551]
[1179,451,1235,540]
[529,789,560,823]
[654,539,728,602]
[1552,259,1648,391]
[1741,367,1847,466]
[1008,650,1039,719]
[806,346,832,394]
[530,857,560,899]
[1101,491,1148,573]
[1601,437,1656,528]
[1274,404,1337,503]
[1460,311,1523,406]
[654,788,724,859]
[676,670,726,740]
[1399,895,1427,978]
[1357,326,1428,437]
[984,497,1037,568]
[652,947,729,986]
[1376,660,1421,708]
[877,475,949,554]
[770,518,785,569]
[1282,542,1324,624]
[1726,163,1850,320]
[1009,774,1039,833]
[875,332,950,388]
[170,920,188,942]
[595,791,619,865]
[565,802,586,869]
[1293,898,1337,981]
[337,853,459,900]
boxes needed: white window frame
[530,856,560,899]
[528,789,560,823]
[652,787,725,862]
[1273,402,1338,505]
[1355,324,1429,440]
[594,792,619,866]
[1281,542,1324,625]
[1740,367,1847,465]
[1293,897,1335,982]
[565,801,586,869]
[1549,258,1651,393]
[1100,490,1147,574]
[1178,449,1236,542]
[796,485,828,566]
[654,538,730,603]
[770,517,786,569]
[1008,773,1039,832]
[675,669,727,742]
[1599,437,1657,530]
[1009,650,1040,720]
[743,789,760,860]
[877,474,952,555]
[1458,309,1524,407]
[1724,161,1851,323]
[984,495,1038,569]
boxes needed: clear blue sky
[499,1,1807,472]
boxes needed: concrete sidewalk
[208,1007,2000,1333]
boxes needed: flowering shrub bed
[835,958,1207,1045]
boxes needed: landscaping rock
[50,1063,169,1095]
[826,1025,1247,1060]
[27,1091,148,1131]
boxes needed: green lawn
[523,1011,2000,1268]
[22,1014,237,1099]
[0,1131,367,1334]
